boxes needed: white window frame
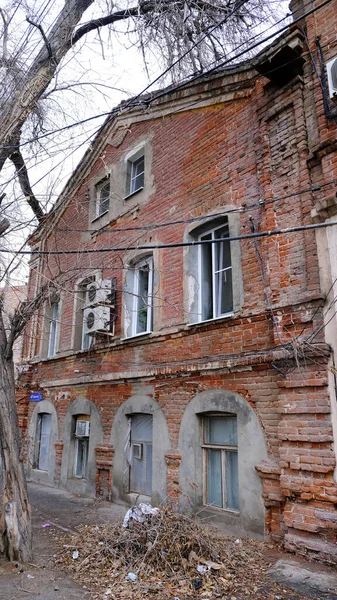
[202,415,239,513]
[47,301,59,357]
[33,413,52,471]
[126,148,145,198]
[74,437,89,478]
[95,177,110,218]
[197,221,233,322]
[129,155,144,194]
[81,278,96,350]
[127,256,153,338]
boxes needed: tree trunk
[0,345,31,562]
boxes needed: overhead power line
[2,217,337,256]
[49,178,337,235]
[0,0,331,151]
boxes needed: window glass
[129,414,153,495]
[198,219,233,321]
[75,439,89,478]
[130,156,144,194]
[204,415,237,445]
[125,256,153,337]
[200,233,213,321]
[34,413,51,471]
[74,416,90,478]
[96,179,110,216]
[203,415,239,511]
[226,451,239,510]
[136,263,150,334]
[48,302,59,357]
[206,449,222,506]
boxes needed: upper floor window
[186,215,242,325]
[48,302,59,357]
[199,221,233,321]
[202,414,239,511]
[40,297,60,358]
[124,256,153,338]
[126,149,144,197]
[95,177,110,218]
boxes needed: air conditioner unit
[83,305,111,335]
[75,420,90,437]
[86,279,115,306]
[327,57,337,101]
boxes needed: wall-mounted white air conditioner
[86,279,114,306]
[327,57,337,100]
[83,305,111,335]
[75,420,90,437]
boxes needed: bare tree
[0,0,285,562]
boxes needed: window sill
[188,312,234,327]
[203,503,240,515]
[123,187,144,201]
[91,209,109,223]
[121,331,152,341]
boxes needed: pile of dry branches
[56,507,239,598]
[55,507,310,600]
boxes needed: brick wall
[19,1,337,564]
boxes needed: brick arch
[60,398,103,496]
[178,389,268,538]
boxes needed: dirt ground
[0,483,336,600]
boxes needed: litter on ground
[55,506,316,600]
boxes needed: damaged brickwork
[17,0,337,564]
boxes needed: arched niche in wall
[178,389,267,538]
[60,398,103,496]
[27,400,58,487]
[110,394,171,506]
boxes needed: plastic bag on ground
[122,503,160,528]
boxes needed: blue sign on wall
[30,392,43,402]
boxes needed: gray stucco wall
[60,398,103,496]
[178,389,267,538]
[26,400,58,487]
[110,394,171,506]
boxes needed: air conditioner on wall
[83,305,112,335]
[75,420,90,437]
[86,279,115,306]
[327,57,337,101]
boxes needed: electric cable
[2,217,337,256]
[0,0,330,151]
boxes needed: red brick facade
[19,0,337,563]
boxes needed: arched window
[202,414,239,511]
[185,214,243,324]
[33,413,52,471]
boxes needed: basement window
[33,413,52,471]
[202,414,239,511]
[74,416,90,479]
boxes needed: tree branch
[9,151,45,222]
[0,218,10,236]
[71,1,184,45]
[0,8,8,62]
[26,17,53,60]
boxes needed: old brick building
[18,0,337,563]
